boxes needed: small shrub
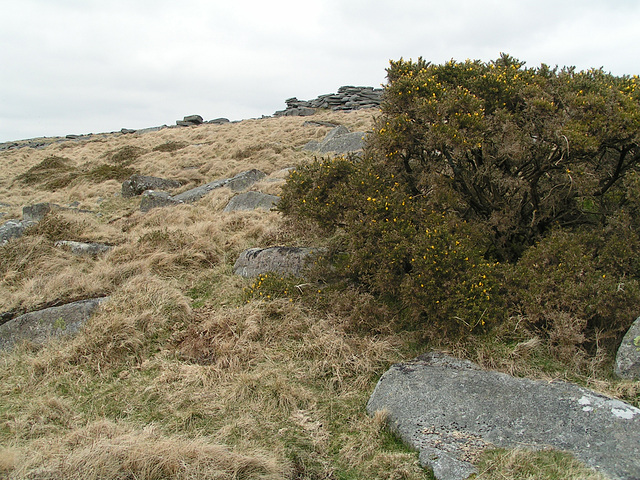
[109,145,145,165]
[15,156,79,190]
[232,144,268,160]
[23,213,81,242]
[85,163,137,182]
[243,273,304,303]
[280,155,506,336]
[153,141,188,153]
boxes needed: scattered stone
[172,178,231,204]
[122,174,183,198]
[177,115,203,127]
[367,351,640,480]
[0,142,19,151]
[0,220,33,245]
[0,203,55,244]
[22,202,54,222]
[172,169,267,204]
[121,128,136,134]
[615,315,640,379]
[233,246,324,278]
[0,297,109,351]
[226,169,267,192]
[206,118,230,125]
[140,191,184,212]
[184,114,203,124]
[55,240,113,256]
[223,191,280,212]
[303,120,339,128]
[304,125,368,154]
[135,125,168,135]
[66,134,80,140]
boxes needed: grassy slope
[0,110,616,479]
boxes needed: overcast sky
[1,0,639,143]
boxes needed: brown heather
[0,108,626,480]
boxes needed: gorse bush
[280,55,640,364]
[280,155,505,336]
[376,54,640,261]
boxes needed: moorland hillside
[0,99,635,480]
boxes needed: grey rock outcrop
[122,174,183,198]
[226,169,267,192]
[55,240,113,256]
[274,86,383,117]
[0,220,33,244]
[223,191,280,212]
[367,352,640,480]
[233,246,323,278]
[0,203,54,244]
[177,115,203,126]
[304,126,368,154]
[140,170,267,211]
[615,316,640,379]
[172,178,230,204]
[0,297,108,351]
[173,169,266,203]
[206,118,230,125]
[140,191,185,213]
[22,202,53,222]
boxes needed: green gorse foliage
[280,55,640,365]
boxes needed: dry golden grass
[0,108,628,480]
[474,448,607,480]
[10,420,286,480]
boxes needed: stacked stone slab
[274,86,383,116]
[176,115,204,127]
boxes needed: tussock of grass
[475,448,607,480]
[62,274,192,367]
[152,140,188,152]
[107,145,146,164]
[15,155,79,190]
[11,420,285,480]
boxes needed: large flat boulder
[0,298,108,351]
[615,315,640,379]
[233,246,322,278]
[367,352,640,480]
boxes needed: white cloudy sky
[1,0,639,142]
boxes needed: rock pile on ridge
[274,86,383,116]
